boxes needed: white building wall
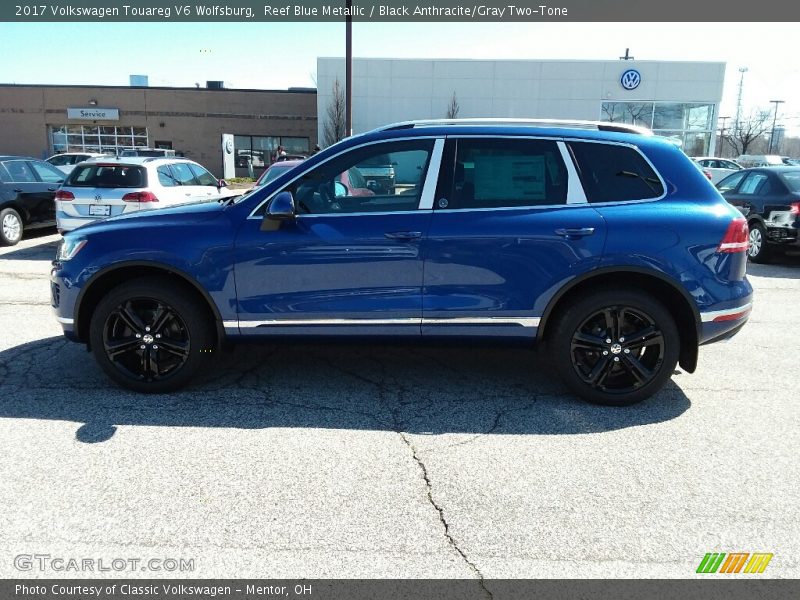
[317,58,725,152]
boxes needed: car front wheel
[0,207,23,246]
[89,277,215,393]
[550,288,680,406]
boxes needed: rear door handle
[555,227,595,239]
[385,231,422,241]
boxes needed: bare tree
[446,92,460,119]
[322,77,346,148]
[725,109,773,156]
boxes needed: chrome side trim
[557,141,588,205]
[423,317,540,328]
[295,209,431,219]
[55,316,74,325]
[418,138,445,210]
[700,302,753,323]
[233,316,540,328]
[238,318,420,328]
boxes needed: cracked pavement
[0,232,798,580]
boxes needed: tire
[747,222,773,264]
[89,277,216,393]
[549,288,680,406]
[0,207,23,246]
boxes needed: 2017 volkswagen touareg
[51,120,753,405]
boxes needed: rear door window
[2,160,37,183]
[445,138,567,209]
[569,142,664,202]
[68,164,146,188]
[738,173,772,196]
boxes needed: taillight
[55,190,74,201]
[791,202,800,215]
[717,217,749,253]
[121,191,159,202]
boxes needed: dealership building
[0,83,318,178]
[317,58,726,156]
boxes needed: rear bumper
[699,298,752,346]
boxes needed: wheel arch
[537,267,701,373]
[75,261,225,347]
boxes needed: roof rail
[375,118,652,136]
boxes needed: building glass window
[601,101,716,155]
[49,125,148,155]
[234,135,311,173]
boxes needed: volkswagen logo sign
[620,69,641,91]
[94,194,102,201]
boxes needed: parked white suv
[55,157,237,233]
[46,152,111,175]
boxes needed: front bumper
[50,264,80,342]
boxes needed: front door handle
[385,231,422,241]
[555,227,595,239]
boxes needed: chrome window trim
[247,135,444,220]
[295,210,432,219]
[232,316,540,328]
[418,138,445,210]
[557,141,588,204]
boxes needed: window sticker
[473,154,545,201]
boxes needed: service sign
[66,107,119,120]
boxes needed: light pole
[733,67,748,136]
[717,116,730,158]
[768,99,784,154]
[345,0,352,138]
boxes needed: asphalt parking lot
[0,231,798,580]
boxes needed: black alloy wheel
[89,277,215,393]
[551,288,680,406]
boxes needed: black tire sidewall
[550,288,680,406]
[89,277,215,393]
[0,208,23,246]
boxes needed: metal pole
[717,116,729,158]
[768,100,784,154]
[733,67,748,136]
[345,0,352,138]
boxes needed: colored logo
[620,69,641,90]
[696,552,773,574]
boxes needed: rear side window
[68,165,146,188]
[780,172,800,192]
[446,138,567,209]
[29,161,65,183]
[569,142,664,203]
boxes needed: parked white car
[693,157,743,184]
[55,157,237,233]
[46,152,111,175]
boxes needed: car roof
[269,160,303,168]
[76,156,196,167]
[0,155,42,161]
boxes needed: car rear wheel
[747,222,773,264]
[0,207,23,246]
[550,288,680,406]
[89,277,215,393]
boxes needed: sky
[2,21,800,133]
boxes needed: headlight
[56,237,87,261]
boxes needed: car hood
[69,199,227,236]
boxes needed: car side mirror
[261,191,295,231]
[217,178,228,188]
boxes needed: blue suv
[51,120,753,405]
